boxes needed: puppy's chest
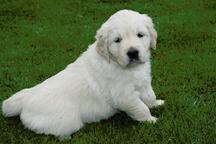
[112,70,149,92]
[130,76,148,93]
[133,71,149,89]
[125,69,149,83]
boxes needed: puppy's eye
[114,37,122,43]
[137,33,144,38]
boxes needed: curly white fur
[2,9,164,138]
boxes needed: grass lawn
[0,0,216,143]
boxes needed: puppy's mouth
[127,59,144,66]
[115,56,145,68]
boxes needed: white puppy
[2,10,164,138]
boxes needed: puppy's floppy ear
[142,14,158,49]
[95,27,110,63]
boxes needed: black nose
[127,48,139,60]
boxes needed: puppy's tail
[2,89,30,117]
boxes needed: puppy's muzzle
[127,47,139,62]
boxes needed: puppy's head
[96,9,157,67]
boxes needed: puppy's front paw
[146,116,158,123]
[149,99,165,108]
[155,99,165,106]
[59,135,71,141]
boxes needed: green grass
[0,0,216,143]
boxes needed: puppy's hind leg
[20,102,84,138]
